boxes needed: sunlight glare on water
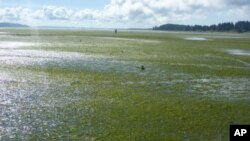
[227,49,250,56]
[185,37,208,41]
[0,42,35,49]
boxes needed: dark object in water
[115,29,117,34]
[140,65,145,71]
[80,40,82,42]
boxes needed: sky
[0,0,250,28]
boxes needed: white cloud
[225,5,250,20]
[0,0,249,27]
[74,0,250,26]
[0,7,32,22]
[74,9,101,21]
[41,6,73,20]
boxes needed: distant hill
[0,22,29,28]
[153,21,250,33]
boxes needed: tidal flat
[0,29,249,141]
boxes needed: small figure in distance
[115,29,117,34]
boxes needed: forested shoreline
[153,21,250,33]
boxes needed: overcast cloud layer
[0,0,250,27]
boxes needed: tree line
[153,21,250,33]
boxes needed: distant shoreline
[1,27,249,34]
[153,21,250,33]
[1,20,250,33]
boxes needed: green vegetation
[0,29,249,141]
[153,21,250,33]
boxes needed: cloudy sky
[0,0,249,28]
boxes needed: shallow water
[227,49,250,56]
[0,32,7,34]
[0,41,35,49]
[185,37,208,41]
[0,69,87,140]
[0,48,147,75]
[121,76,250,100]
